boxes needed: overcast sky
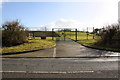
[0,0,119,31]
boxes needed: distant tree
[2,20,28,47]
[94,28,100,35]
[64,29,71,32]
[58,29,71,32]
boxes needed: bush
[97,23,120,48]
[2,20,28,47]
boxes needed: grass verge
[66,32,120,52]
[1,37,56,54]
[77,38,120,52]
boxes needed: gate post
[64,29,65,41]
[52,28,54,40]
[87,27,88,40]
[75,29,77,41]
[33,32,35,39]
[93,27,94,39]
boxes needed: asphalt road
[2,57,119,78]
[2,37,120,79]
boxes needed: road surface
[2,37,120,79]
[2,57,119,78]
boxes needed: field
[2,37,56,54]
[56,31,100,46]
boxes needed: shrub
[97,23,120,48]
[2,20,28,47]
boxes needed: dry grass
[2,37,56,54]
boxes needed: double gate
[52,28,78,41]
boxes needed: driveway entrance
[2,37,119,58]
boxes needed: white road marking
[1,71,94,74]
[29,71,94,74]
[2,58,119,62]
[53,47,56,57]
[0,71,26,73]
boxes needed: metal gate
[52,28,77,41]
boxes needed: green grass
[77,39,98,46]
[66,32,119,52]
[2,37,56,54]
[76,32,100,46]
[64,32,99,40]
[69,32,100,47]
